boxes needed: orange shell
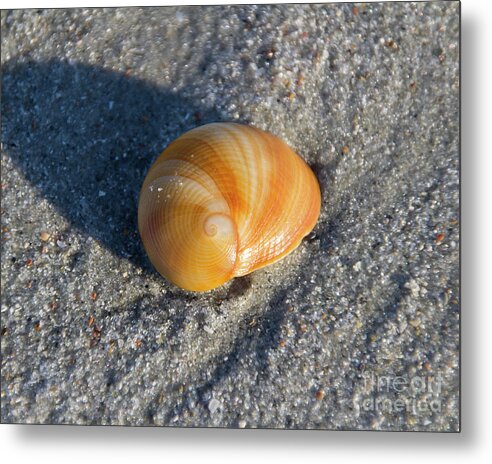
[138,122,321,292]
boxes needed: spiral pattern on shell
[138,122,321,292]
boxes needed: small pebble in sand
[208,398,221,414]
[203,325,214,334]
[40,231,50,241]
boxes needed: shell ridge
[150,160,230,215]
[221,124,267,253]
[235,131,289,273]
[169,133,243,210]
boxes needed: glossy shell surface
[138,122,321,291]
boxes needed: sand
[1,2,460,430]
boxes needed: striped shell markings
[138,122,321,292]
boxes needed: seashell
[138,122,321,292]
